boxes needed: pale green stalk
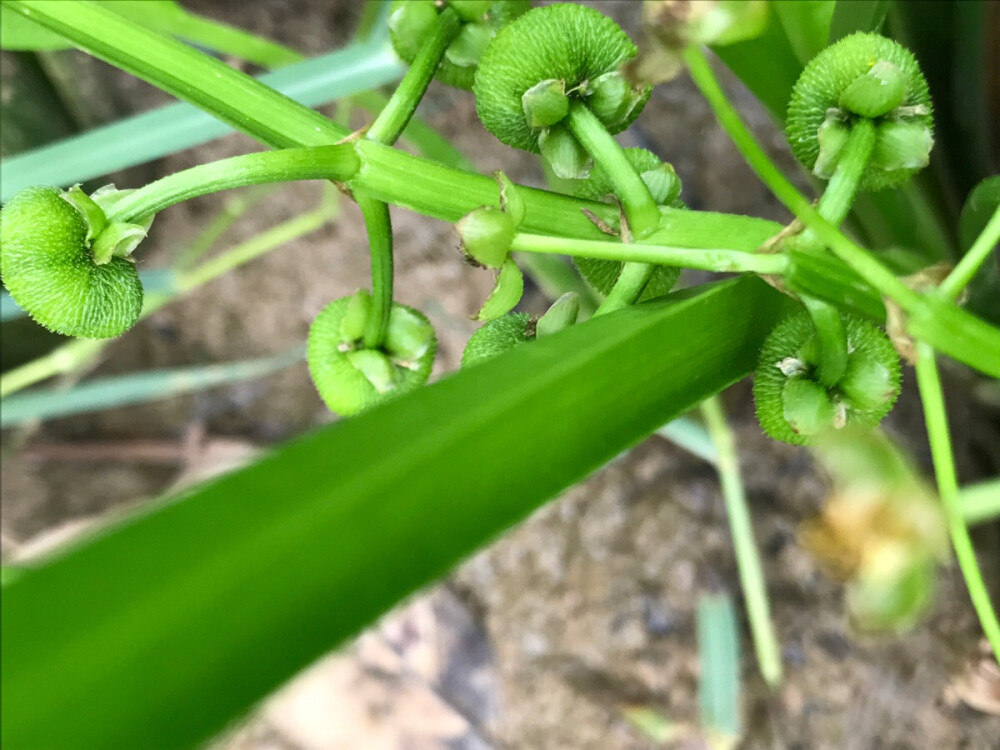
[915,343,1000,660]
[701,397,783,686]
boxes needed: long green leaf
[1,277,792,749]
[828,0,890,42]
[697,594,742,739]
[0,42,401,200]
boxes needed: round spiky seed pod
[572,148,682,301]
[461,312,533,367]
[473,3,650,153]
[786,32,932,191]
[0,186,144,338]
[308,294,436,416]
[754,311,901,445]
[389,0,530,90]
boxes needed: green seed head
[474,3,650,153]
[461,311,533,367]
[754,311,901,445]
[307,296,436,416]
[0,185,144,338]
[389,0,530,90]
[786,33,933,191]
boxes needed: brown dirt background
[2,2,999,748]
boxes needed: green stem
[0,339,107,400]
[914,342,1000,660]
[701,396,783,687]
[366,7,461,145]
[816,118,876,228]
[960,479,1000,527]
[939,206,1000,301]
[595,263,655,316]
[509,233,790,274]
[106,145,360,223]
[565,102,660,238]
[356,195,394,350]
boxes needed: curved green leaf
[1,277,792,748]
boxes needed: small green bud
[870,120,933,172]
[339,289,372,343]
[461,312,534,367]
[538,124,591,179]
[640,162,682,206]
[536,292,580,337]
[585,71,644,131]
[838,354,897,412]
[814,117,850,179]
[450,0,492,23]
[90,222,148,265]
[345,349,398,394]
[782,378,837,437]
[839,60,906,119]
[61,185,107,243]
[475,257,523,321]
[521,79,570,128]
[445,21,493,67]
[456,206,516,267]
[389,1,438,55]
[495,170,526,226]
[385,304,436,362]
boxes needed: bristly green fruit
[0,186,144,338]
[461,311,533,367]
[572,148,682,301]
[474,3,650,153]
[307,292,436,416]
[785,33,932,191]
[389,0,530,90]
[753,311,901,445]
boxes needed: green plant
[1,1,998,747]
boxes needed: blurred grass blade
[712,5,803,120]
[1,277,792,749]
[771,0,834,65]
[698,594,742,741]
[0,347,303,427]
[2,1,302,67]
[0,40,401,200]
[829,0,890,43]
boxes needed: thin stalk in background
[939,207,1000,302]
[914,342,1000,660]
[701,396,783,687]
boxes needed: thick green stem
[800,296,847,387]
[357,195,394,350]
[509,233,789,274]
[939,206,1000,302]
[595,263,655,316]
[701,396,783,687]
[816,119,876,228]
[106,145,360,223]
[565,102,660,238]
[366,7,461,145]
[914,343,1000,660]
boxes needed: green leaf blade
[2,277,791,749]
